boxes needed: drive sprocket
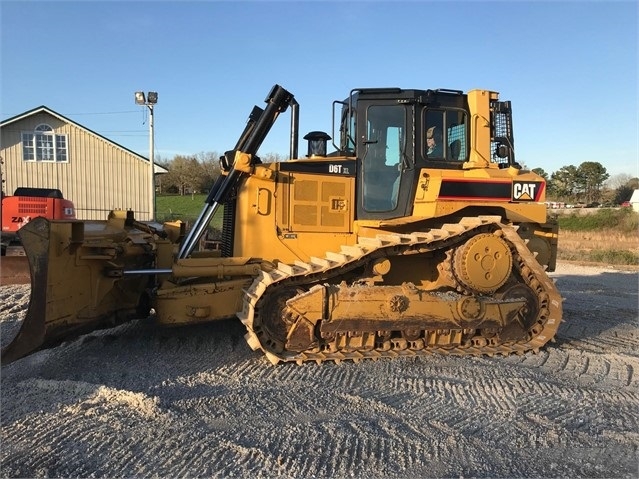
[452,232,512,294]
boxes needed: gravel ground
[1,261,638,478]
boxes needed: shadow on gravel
[1,314,255,386]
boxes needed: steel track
[239,216,563,364]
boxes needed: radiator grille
[221,196,236,257]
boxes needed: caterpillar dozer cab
[1,85,561,365]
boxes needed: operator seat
[363,144,400,211]
[450,139,461,160]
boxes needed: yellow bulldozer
[1,85,561,365]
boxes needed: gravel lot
[1,261,638,478]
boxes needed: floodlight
[135,91,146,105]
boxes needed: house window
[22,124,68,162]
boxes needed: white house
[629,189,639,213]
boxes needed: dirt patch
[557,229,638,266]
[559,229,638,253]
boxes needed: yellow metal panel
[293,204,318,226]
[155,278,251,326]
[412,167,548,224]
[321,181,346,201]
[465,89,497,169]
[232,171,355,263]
[320,204,347,228]
[294,180,318,201]
[288,173,352,233]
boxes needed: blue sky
[1,0,637,178]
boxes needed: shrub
[588,249,639,265]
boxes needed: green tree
[548,165,579,200]
[600,174,638,205]
[614,185,634,205]
[576,161,609,203]
[612,176,639,205]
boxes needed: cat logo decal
[512,181,543,202]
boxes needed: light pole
[135,91,158,221]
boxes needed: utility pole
[135,91,158,221]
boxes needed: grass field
[156,195,638,266]
[156,194,223,230]
[554,208,639,265]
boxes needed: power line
[60,110,140,116]
[98,130,148,133]
[107,134,149,137]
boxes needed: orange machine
[1,187,75,256]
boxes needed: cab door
[356,102,415,220]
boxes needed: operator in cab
[426,126,443,157]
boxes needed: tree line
[157,154,637,205]
[156,152,285,196]
[532,161,638,205]
[156,152,218,196]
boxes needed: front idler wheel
[259,287,304,346]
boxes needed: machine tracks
[239,216,562,364]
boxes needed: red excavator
[1,187,75,283]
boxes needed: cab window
[424,109,467,162]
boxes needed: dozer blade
[1,217,154,365]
